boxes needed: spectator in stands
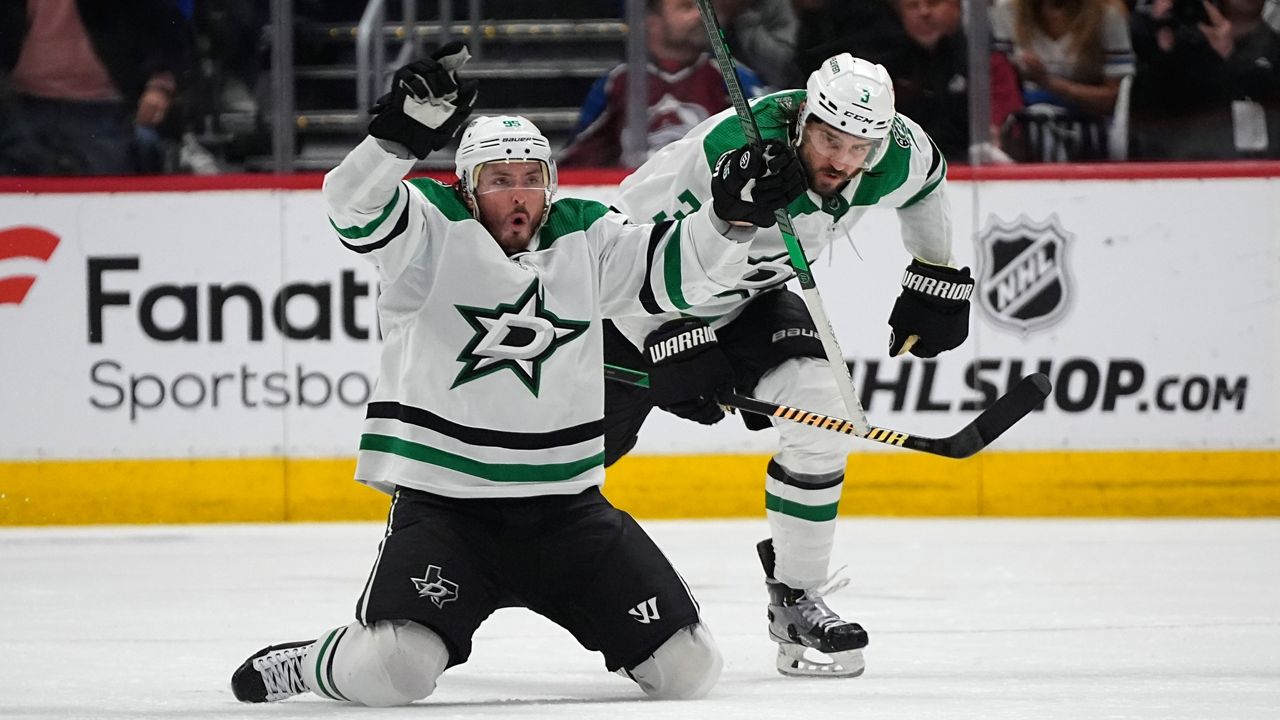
[560,0,766,167]
[869,0,1023,162]
[195,0,267,115]
[0,0,190,175]
[991,0,1135,160]
[1129,0,1280,158]
[713,0,802,87]
[792,0,905,79]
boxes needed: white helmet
[455,115,558,215]
[800,54,896,141]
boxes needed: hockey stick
[605,364,1052,459]
[693,0,871,435]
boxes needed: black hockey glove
[369,42,478,159]
[710,139,806,228]
[887,259,975,358]
[644,318,734,425]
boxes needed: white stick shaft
[797,285,871,435]
[692,0,871,435]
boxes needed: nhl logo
[975,214,1073,335]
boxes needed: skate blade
[775,644,865,679]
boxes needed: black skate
[230,640,315,702]
[757,539,868,678]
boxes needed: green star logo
[452,280,589,396]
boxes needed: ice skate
[757,539,868,678]
[230,640,314,702]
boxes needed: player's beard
[805,158,858,199]
[494,206,536,256]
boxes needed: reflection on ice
[2,518,1277,719]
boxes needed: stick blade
[927,373,1051,459]
[973,372,1051,445]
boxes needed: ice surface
[2,518,1277,719]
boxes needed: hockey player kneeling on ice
[228,42,805,706]
[602,54,976,678]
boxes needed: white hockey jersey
[610,90,955,348]
[324,137,752,499]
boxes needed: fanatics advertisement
[1,178,1276,462]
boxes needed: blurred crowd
[571,0,1280,165]
[0,0,269,176]
[1,0,1278,176]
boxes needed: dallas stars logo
[410,564,459,609]
[453,280,588,396]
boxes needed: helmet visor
[472,160,551,196]
[804,119,882,169]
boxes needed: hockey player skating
[603,54,974,678]
[229,44,805,706]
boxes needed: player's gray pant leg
[754,357,856,589]
[625,622,722,700]
[303,620,448,707]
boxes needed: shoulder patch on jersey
[890,116,915,150]
[538,198,612,250]
[408,178,471,221]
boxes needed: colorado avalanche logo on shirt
[974,214,1074,335]
[453,279,588,395]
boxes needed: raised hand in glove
[369,42,478,159]
[711,139,807,227]
[644,317,734,425]
[888,259,974,358]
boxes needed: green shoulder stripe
[330,185,401,239]
[901,141,947,208]
[701,90,804,168]
[851,116,915,207]
[407,178,471,221]
[662,217,689,310]
[537,197,611,250]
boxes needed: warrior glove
[888,259,974,358]
[644,318,734,425]
[710,140,806,228]
[369,42,478,159]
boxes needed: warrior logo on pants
[628,596,660,624]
